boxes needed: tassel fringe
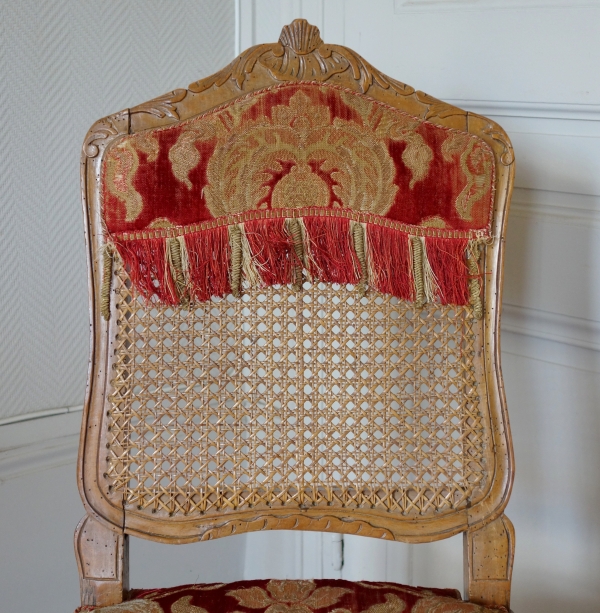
[410,236,426,309]
[111,218,485,311]
[186,226,231,302]
[239,223,262,290]
[114,236,178,305]
[100,244,113,321]
[467,240,484,319]
[302,216,360,285]
[228,225,243,299]
[286,218,306,291]
[167,236,188,304]
[351,222,368,297]
[366,224,413,301]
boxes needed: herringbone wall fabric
[0,0,234,420]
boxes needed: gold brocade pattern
[82,580,505,613]
[228,580,352,613]
[103,83,495,234]
[441,133,493,221]
[202,90,402,216]
[106,140,143,222]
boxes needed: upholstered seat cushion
[75,579,507,613]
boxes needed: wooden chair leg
[464,514,515,610]
[74,514,129,607]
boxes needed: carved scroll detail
[84,119,119,158]
[484,124,515,166]
[189,19,414,97]
[415,91,468,121]
[197,514,395,541]
[130,89,188,120]
[83,112,129,158]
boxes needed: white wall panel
[343,2,600,105]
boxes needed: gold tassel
[239,223,262,289]
[228,224,243,298]
[286,218,305,291]
[351,221,368,297]
[167,236,188,304]
[467,241,484,319]
[420,237,439,304]
[410,236,426,309]
[100,244,113,321]
[297,217,315,282]
[410,236,439,309]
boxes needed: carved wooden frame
[77,20,515,609]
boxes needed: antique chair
[76,19,515,613]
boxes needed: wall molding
[0,404,83,427]
[395,0,600,14]
[510,188,600,229]
[502,304,600,352]
[0,432,79,483]
[449,99,600,121]
[0,407,82,482]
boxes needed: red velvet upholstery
[103,83,494,239]
[76,579,507,613]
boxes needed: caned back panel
[105,260,489,519]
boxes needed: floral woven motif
[75,579,507,613]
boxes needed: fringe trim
[286,218,306,291]
[167,236,188,304]
[410,236,426,309]
[424,237,469,306]
[239,223,262,290]
[366,224,413,301]
[111,217,482,310]
[302,216,360,285]
[244,218,297,287]
[114,236,178,305]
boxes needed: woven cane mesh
[106,261,486,517]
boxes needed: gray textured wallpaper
[0,0,234,419]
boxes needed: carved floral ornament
[189,20,414,97]
[84,19,513,174]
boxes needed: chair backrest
[78,18,514,603]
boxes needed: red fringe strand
[302,216,360,285]
[114,237,178,305]
[243,218,297,286]
[365,223,413,301]
[185,226,231,302]
[424,237,470,305]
